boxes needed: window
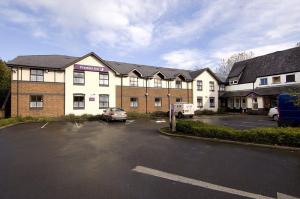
[154,97,162,107]
[99,73,109,86]
[235,98,240,108]
[154,79,162,87]
[130,97,138,108]
[197,80,203,91]
[252,97,258,110]
[73,94,85,109]
[175,80,182,89]
[30,95,43,108]
[260,78,268,85]
[30,69,44,82]
[286,74,295,82]
[99,94,109,109]
[209,97,215,108]
[230,80,238,85]
[209,81,215,91]
[220,84,225,91]
[197,97,203,108]
[74,71,85,85]
[130,77,138,87]
[176,98,182,102]
[272,76,281,84]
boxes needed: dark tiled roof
[105,60,193,80]
[7,53,217,81]
[228,47,300,84]
[7,55,78,69]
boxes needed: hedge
[176,120,300,147]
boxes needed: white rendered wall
[64,55,120,116]
[11,67,64,82]
[192,70,219,112]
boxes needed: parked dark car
[277,93,300,127]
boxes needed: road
[0,119,299,199]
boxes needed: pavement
[193,114,277,129]
[0,119,299,199]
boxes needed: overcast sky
[1,0,300,70]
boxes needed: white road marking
[132,166,274,199]
[156,120,166,123]
[125,120,135,125]
[41,122,48,129]
[75,121,80,128]
[277,193,300,199]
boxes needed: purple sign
[74,64,109,72]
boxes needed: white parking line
[156,120,166,123]
[75,121,80,128]
[41,122,48,129]
[133,166,276,199]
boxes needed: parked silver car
[102,108,127,122]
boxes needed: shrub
[176,120,300,147]
[194,110,216,116]
[150,111,168,118]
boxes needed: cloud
[0,0,176,51]
[161,49,213,69]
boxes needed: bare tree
[297,42,300,47]
[216,51,254,79]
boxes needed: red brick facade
[11,81,64,117]
[116,86,193,113]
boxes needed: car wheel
[273,114,279,121]
[189,115,193,118]
[123,119,126,122]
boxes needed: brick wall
[11,81,64,117]
[116,86,193,113]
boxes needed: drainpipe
[187,82,189,103]
[167,80,170,108]
[121,75,123,109]
[145,78,148,114]
[17,67,19,117]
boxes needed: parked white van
[173,103,195,118]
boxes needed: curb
[159,127,300,152]
[0,122,25,130]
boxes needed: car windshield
[111,108,124,112]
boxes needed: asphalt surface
[0,119,299,199]
[193,114,277,129]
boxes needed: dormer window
[272,76,281,84]
[154,78,162,87]
[130,76,138,87]
[230,80,238,85]
[286,74,295,83]
[260,78,268,85]
[175,80,182,88]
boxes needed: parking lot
[193,114,277,129]
[0,118,299,199]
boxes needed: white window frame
[154,78,162,87]
[99,94,109,109]
[130,77,138,87]
[154,97,162,107]
[30,69,44,82]
[30,95,43,108]
[130,97,138,108]
[197,80,203,91]
[73,94,85,109]
[197,97,203,108]
[99,73,109,86]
